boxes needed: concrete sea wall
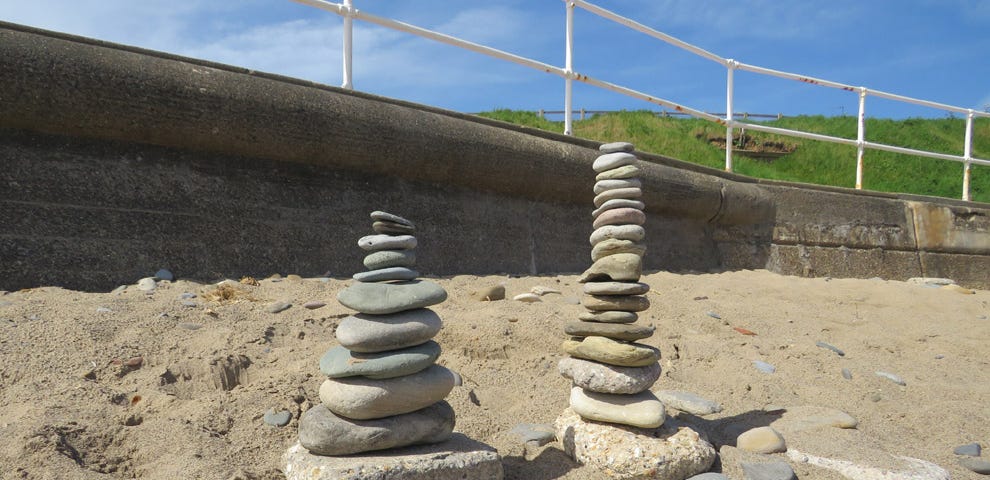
[1,22,988,291]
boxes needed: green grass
[476,109,990,203]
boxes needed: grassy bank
[477,110,990,203]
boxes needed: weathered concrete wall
[1,22,987,291]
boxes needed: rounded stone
[583,281,650,296]
[373,221,415,235]
[960,457,990,475]
[319,341,441,379]
[264,409,292,427]
[592,207,646,229]
[599,142,634,153]
[593,178,642,195]
[559,357,661,394]
[596,164,641,181]
[737,426,786,454]
[569,387,665,428]
[298,402,454,456]
[593,152,637,172]
[593,187,642,208]
[591,239,647,262]
[370,211,414,227]
[137,277,157,291]
[582,294,651,312]
[353,267,420,283]
[592,198,645,219]
[579,253,642,283]
[320,365,457,420]
[469,284,506,301]
[336,309,442,353]
[590,225,646,245]
[562,336,660,367]
[363,249,416,270]
[655,391,723,416]
[564,321,655,341]
[358,234,417,251]
[555,408,715,480]
[578,310,639,323]
[337,280,447,315]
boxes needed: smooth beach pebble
[592,152,636,172]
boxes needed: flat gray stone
[556,408,714,479]
[508,423,556,446]
[592,198,645,219]
[592,207,646,229]
[336,308,442,353]
[154,269,174,281]
[593,152,637,172]
[589,224,646,245]
[578,310,639,323]
[954,442,981,456]
[875,370,906,386]
[753,360,776,374]
[582,293,650,312]
[593,187,642,207]
[320,341,441,379]
[370,210,414,227]
[263,409,292,427]
[559,357,660,394]
[358,234,417,251]
[320,365,457,420]
[960,457,990,474]
[353,267,420,282]
[591,239,647,262]
[296,402,454,456]
[593,178,642,195]
[656,390,723,416]
[741,462,796,480]
[583,281,650,296]
[266,301,291,313]
[599,141,634,154]
[562,336,660,367]
[338,280,447,315]
[815,340,845,356]
[285,433,503,480]
[578,253,642,283]
[363,249,416,270]
[596,164,641,181]
[373,220,415,235]
[564,320,655,341]
[687,474,729,480]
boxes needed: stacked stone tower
[559,142,664,428]
[296,211,457,454]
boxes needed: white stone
[320,365,457,420]
[555,408,715,480]
[569,387,665,428]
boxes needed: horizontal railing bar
[570,0,726,66]
[290,0,567,77]
[534,110,783,118]
[736,62,858,92]
[867,90,990,117]
[863,141,990,166]
[571,74,728,124]
[734,122,860,147]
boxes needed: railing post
[855,87,867,189]
[564,1,575,135]
[963,109,974,201]
[725,59,736,172]
[341,0,354,90]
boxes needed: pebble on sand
[953,442,981,457]
[655,390,723,416]
[740,461,796,480]
[264,409,292,427]
[959,456,990,475]
[513,293,542,303]
[508,423,556,446]
[875,371,906,386]
[816,340,846,356]
[753,360,776,374]
[266,301,292,314]
[736,426,787,454]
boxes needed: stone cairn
[555,143,715,480]
[295,211,456,455]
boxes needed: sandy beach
[1,269,988,479]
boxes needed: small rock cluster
[555,143,715,479]
[560,142,663,428]
[297,211,457,456]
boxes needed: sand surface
[1,270,988,479]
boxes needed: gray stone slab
[284,433,503,480]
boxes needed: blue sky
[3,0,989,120]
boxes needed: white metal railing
[291,0,990,201]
